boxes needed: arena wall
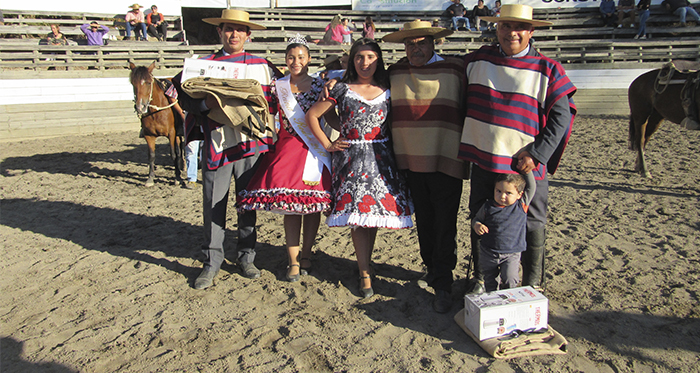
[0,68,645,141]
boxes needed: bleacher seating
[1,6,699,72]
[0,9,184,44]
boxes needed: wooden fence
[1,6,699,140]
[1,38,698,72]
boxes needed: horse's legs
[145,135,157,187]
[167,132,184,182]
[637,110,664,178]
[176,135,185,180]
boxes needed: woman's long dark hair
[341,38,389,89]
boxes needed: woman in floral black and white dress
[306,38,413,298]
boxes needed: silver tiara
[288,33,308,47]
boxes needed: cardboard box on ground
[464,286,548,341]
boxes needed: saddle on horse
[655,60,700,130]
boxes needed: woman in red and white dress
[238,35,333,282]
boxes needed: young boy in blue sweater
[472,171,536,291]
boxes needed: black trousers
[147,22,168,39]
[406,171,463,293]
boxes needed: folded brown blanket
[181,77,273,140]
[454,309,568,359]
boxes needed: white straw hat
[382,19,453,43]
[203,9,266,30]
[480,4,553,27]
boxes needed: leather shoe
[239,261,261,279]
[467,280,486,295]
[286,264,300,282]
[417,272,434,289]
[433,290,452,313]
[194,266,218,289]
[299,257,312,275]
[359,275,374,298]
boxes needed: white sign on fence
[352,0,451,12]
[278,0,352,7]
[352,0,664,11]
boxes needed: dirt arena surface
[1,115,699,372]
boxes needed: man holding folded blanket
[173,9,283,289]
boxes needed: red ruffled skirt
[237,127,331,215]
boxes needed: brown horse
[628,65,700,178]
[129,62,185,186]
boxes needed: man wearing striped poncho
[173,10,283,290]
[459,5,577,292]
[383,21,470,314]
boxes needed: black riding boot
[466,229,485,294]
[522,228,546,288]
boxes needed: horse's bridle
[135,75,178,119]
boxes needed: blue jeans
[674,6,700,23]
[637,9,649,36]
[126,22,147,39]
[185,140,202,182]
[452,16,470,30]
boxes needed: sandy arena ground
[1,115,699,372]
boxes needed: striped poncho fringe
[458,45,576,179]
[388,57,469,180]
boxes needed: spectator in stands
[47,24,68,46]
[432,19,446,44]
[492,0,502,16]
[447,0,471,31]
[172,9,283,289]
[489,0,502,30]
[340,51,349,69]
[126,3,148,41]
[81,21,109,46]
[341,18,356,45]
[361,16,376,40]
[318,54,344,80]
[600,0,618,27]
[472,0,491,31]
[146,4,168,41]
[324,54,342,71]
[635,0,651,38]
[184,139,202,189]
[662,0,700,26]
[617,0,636,28]
[319,15,351,45]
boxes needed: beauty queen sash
[276,76,331,185]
